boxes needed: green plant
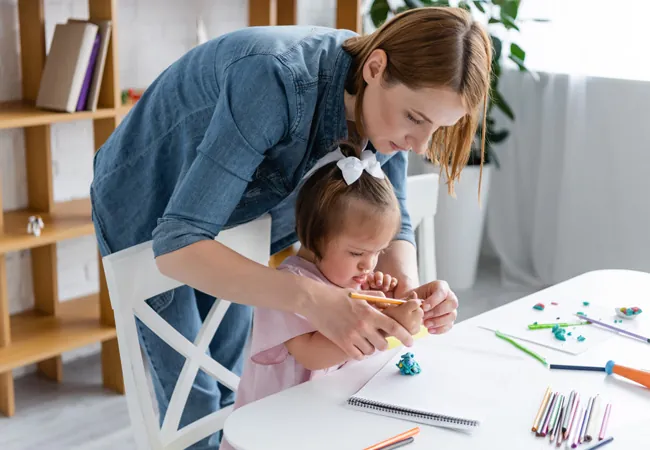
[367,0,545,167]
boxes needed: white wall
[0,0,336,376]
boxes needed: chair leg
[416,217,437,284]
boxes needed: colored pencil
[583,436,614,450]
[528,321,589,330]
[549,364,605,372]
[579,397,594,444]
[549,395,564,441]
[538,392,557,436]
[532,387,552,432]
[561,391,575,433]
[379,437,415,450]
[598,404,612,441]
[350,292,406,306]
[585,395,602,442]
[495,330,548,366]
[575,313,650,343]
[364,427,420,450]
[570,405,584,448]
[564,395,580,441]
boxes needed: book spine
[76,33,101,111]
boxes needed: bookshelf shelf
[0,100,117,130]
[0,294,116,373]
[0,199,94,254]
[0,0,124,418]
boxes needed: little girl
[221,142,423,449]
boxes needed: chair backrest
[102,216,272,450]
[406,173,439,283]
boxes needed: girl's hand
[361,271,398,294]
[410,280,459,335]
[383,297,424,335]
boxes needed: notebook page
[349,337,532,424]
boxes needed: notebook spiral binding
[347,397,480,428]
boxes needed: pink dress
[221,256,348,450]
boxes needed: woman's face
[360,49,467,155]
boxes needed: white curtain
[487,70,650,288]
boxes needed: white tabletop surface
[224,270,650,449]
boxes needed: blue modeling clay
[396,352,421,376]
[552,324,567,341]
[577,335,586,342]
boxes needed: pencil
[579,397,594,444]
[538,392,557,436]
[364,427,420,450]
[561,391,575,434]
[528,322,589,330]
[583,436,614,450]
[379,436,415,450]
[598,404,611,441]
[585,395,602,442]
[564,394,580,440]
[575,313,650,343]
[549,364,606,372]
[350,292,406,306]
[495,330,548,367]
[532,387,552,432]
[570,405,584,448]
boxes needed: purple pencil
[570,405,584,448]
[579,397,594,444]
[575,313,650,343]
[539,393,558,437]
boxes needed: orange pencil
[349,292,406,305]
[364,426,420,450]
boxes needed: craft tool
[379,437,415,450]
[579,397,594,444]
[575,313,650,343]
[546,394,563,438]
[561,391,575,434]
[549,395,564,441]
[585,395,602,442]
[538,392,557,436]
[549,364,605,372]
[598,404,611,440]
[364,427,420,450]
[350,292,406,306]
[583,436,614,450]
[605,360,650,389]
[528,321,589,330]
[532,387,552,432]
[494,330,548,367]
[570,405,584,448]
[564,395,580,440]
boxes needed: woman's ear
[362,49,387,86]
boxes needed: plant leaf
[499,12,520,31]
[510,43,525,62]
[472,1,486,13]
[492,89,515,121]
[370,0,391,27]
[404,0,427,8]
[501,0,520,20]
[458,1,471,12]
[491,35,502,62]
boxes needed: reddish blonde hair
[343,7,492,196]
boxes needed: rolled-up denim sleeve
[152,55,296,258]
[383,151,416,247]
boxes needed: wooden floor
[0,256,537,450]
[0,354,137,450]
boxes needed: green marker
[528,321,589,330]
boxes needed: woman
[91,7,491,449]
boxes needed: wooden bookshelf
[0,0,124,418]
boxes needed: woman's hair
[343,7,492,195]
[295,142,401,260]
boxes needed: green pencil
[528,322,589,330]
[495,330,548,367]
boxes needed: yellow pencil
[349,292,406,305]
[532,386,552,432]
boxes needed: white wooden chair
[406,173,439,284]
[102,216,272,450]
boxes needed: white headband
[301,147,385,185]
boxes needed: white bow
[336,150,385,185]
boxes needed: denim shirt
[90,26,414,260]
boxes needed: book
[75,32,101,111]
[35,21,98,112]
[346,342,496,432]
[68,19,112,111]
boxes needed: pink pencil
[599,404,612,440]
[564,395,581,440]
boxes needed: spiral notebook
[345,341,522,432]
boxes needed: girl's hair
[343,7,492,196]
[295,142,401,260]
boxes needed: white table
[224,270,650,449]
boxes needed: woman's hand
[383,297,424,335]
[299,282,415,360]
[410,280,459,334]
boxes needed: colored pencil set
[531,387,613,448]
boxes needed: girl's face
[315,211,398,290]
[359,49,467,156]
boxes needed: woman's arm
[284,332,350,371]
[156,240,415,359]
